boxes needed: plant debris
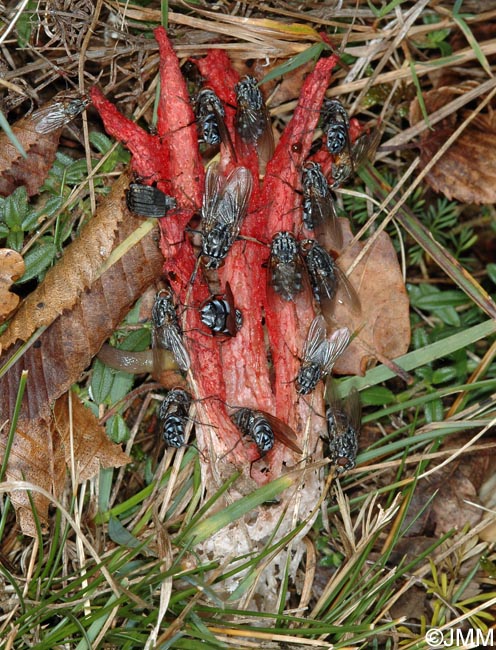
[0,248,24,325]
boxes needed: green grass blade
[0,370,28,482]
[259,42,328,86]
[183,474,296,545]
[0,108,27,157]
[452,7,492,76]
[338,318,496,394]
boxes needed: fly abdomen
[195,88,225,145]
[202,224,234,269]
[126,183,177,218]
[300,239,338,303]
[200,297,242,336]
[269,231,304,302]
[302,162,330,231]
[321,99,351,156]
[159,388,192,448]
[326,123,348,155]
[231,408,275,455]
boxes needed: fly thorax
[271,232,298,263]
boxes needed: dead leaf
[432,472,482,536]
[396,436,491,544]
[332,219,411,376]
[0,174,163,534]
[54,392,130,482]
[250,58,315,107]
[0,112,61,197]
[5,416,66,536]
[0,172,132,351]
[0,248,24,324]
[389,583,428,621]
[410,84,496,204]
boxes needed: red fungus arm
[90,86,169,184]
[260,54,340,430]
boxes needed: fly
[234,75,274,165]
[152,289,190,372]
[299,238,361,323]
[126,183,176,218]
[195,88,236,160]
[200,281,242,337]
[201,164,253,270]
[231,407,302,456]
[296,315,351,395]
[325,384,361,474]
[32,94,91,134]
[159,388,192,448]
[268,231,306,303]
[301,162,342,250]
[331,128,381,189]
[321,98,351,156]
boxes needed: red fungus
[91,28,341,483]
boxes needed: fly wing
[166,327,191,372]
[256,108,275,172]
[223,281,239,337]
[352,128,381,168]
[268,259,302,305]
[324,377,352,434]
[302,315,327,363]
[214,106,238,162]
[258,410,302,454]
[344,386,362,433]
[32,96,89,134]
[334,262,361,315]
[316,260,361,327]
[201,163,225,229]
[330,154,353,189]
[309,191,343,251]
[32,103,68,134]
[217,166,253,228]
[322,326,351,374]
[152,323,190,372]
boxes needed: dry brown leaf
[5,415,66,536]
[54,392,130,482]
[0,248,24,324]
[0,113,61,197]
[332,219,411,376]
[0,174,163,534]
[250,58,315,107]
[0,172,133,351]
[432,472,482,536]
[410,85,496,204]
